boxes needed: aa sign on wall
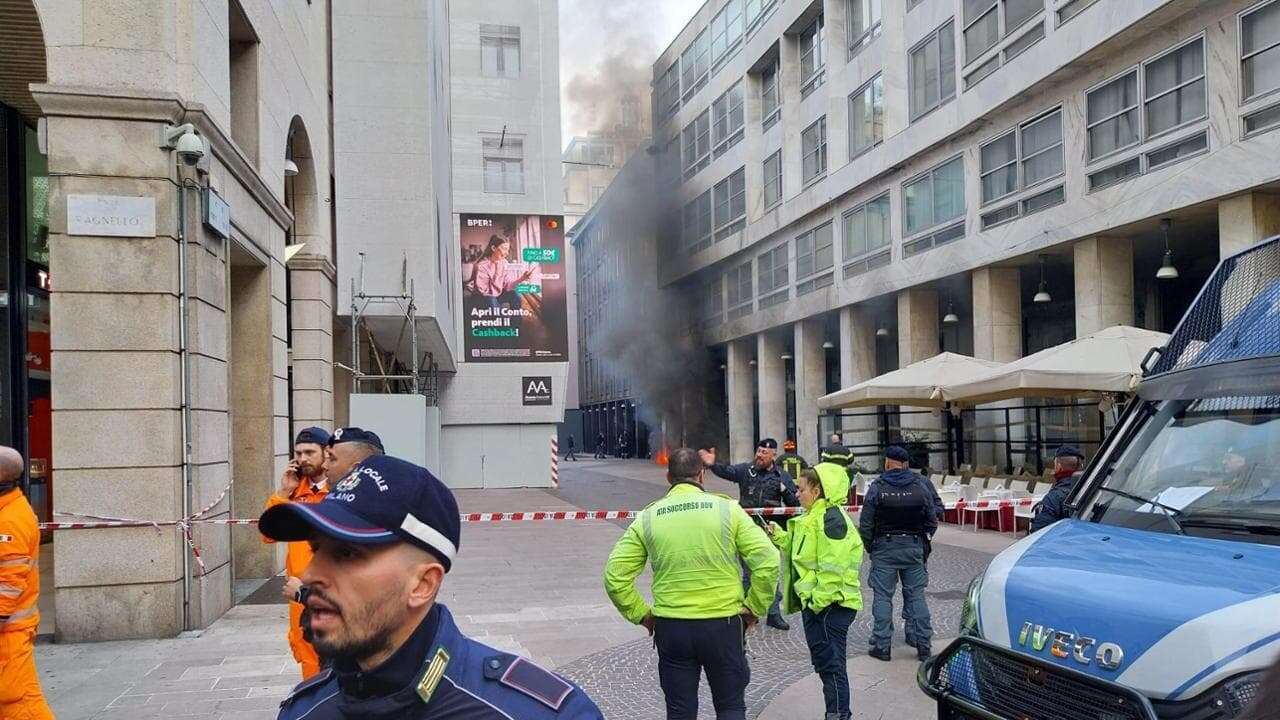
[522,376,552,406]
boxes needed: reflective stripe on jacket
[604,483,779,622]
[0,488,40,633]
[771,462,865,615]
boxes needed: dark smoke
[586,160,727,455]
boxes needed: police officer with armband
[260,454,603,719]
[859,445,936,662]
[604,448,779,720]
[700,439,798,630]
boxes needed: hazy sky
[559,0,697,147]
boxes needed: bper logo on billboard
[522,376,552,406]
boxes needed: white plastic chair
[965,489,1011,532]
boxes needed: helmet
[783,439,797,451]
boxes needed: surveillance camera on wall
[176,131,205,166]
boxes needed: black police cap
[328,426,384,452]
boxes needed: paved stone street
[36,459,1015,719]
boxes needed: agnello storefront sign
[67,194,156,238]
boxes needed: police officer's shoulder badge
[415,646,450,703]
[483,654,573,711]
[334,473,360,493]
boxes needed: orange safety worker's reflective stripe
[0,489,39,633]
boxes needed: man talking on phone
[263,426,332,679]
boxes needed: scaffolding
[341,252,439,403]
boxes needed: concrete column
[1219,192,1280,257]
[897,289,939,365]
[897,289,941,470]
[794,319,826,458]
[727,338,755,461]
[230,260,276,583]
[971,268,1024,468]
[287,255,337,435]
[1074,237,1134,337]
[757,332,787,445]
[971,268,1022,362]
[838,305,878,456]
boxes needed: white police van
[919,237,1280,719]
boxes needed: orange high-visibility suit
[263,480,328,679]
[0,487,53,720]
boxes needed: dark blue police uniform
[278,604,601,719]
[258,454,604,720]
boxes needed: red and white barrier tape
[37,497,1038,531]
[550,435,560,487]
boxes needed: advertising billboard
[460,213,568,362]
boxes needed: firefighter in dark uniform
[858,446,936,662]
[261,454,603,719]
[1029,446,1084,533]
[777,440,809,480]
[699,439,798,630]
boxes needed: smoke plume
[559,0,661,140]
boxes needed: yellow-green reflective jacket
[771,462,865,615]
[603,483,779,623]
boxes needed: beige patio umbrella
[817,352,1004,410]
[937,325,1169,405]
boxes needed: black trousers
[653,616,749,720]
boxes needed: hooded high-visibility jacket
[263,479,328,678]
[769,462,865,615]
[604,483,779,623]
[0,487,54,720]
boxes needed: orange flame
[655,447,670,466]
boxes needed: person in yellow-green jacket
[604,448,779,720]
[767,463,865,720]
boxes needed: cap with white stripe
[258,454,461,571]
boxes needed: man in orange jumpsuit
[263,427,331,679]
[0,445,53,720]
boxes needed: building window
[682,109,712,177]
[482,135,524,193]
[847,0,882,56]
[746,0,776,32]
[849,74,884,157]
[903,155,964,236]
[843,193,891,262]
[711,0,745,67]
[762,57,781,129]
[228,0,260,163]
[703,276,724,324]
[795,222,835,296]
[684,189,714,252]
[963,1,1042,63]
[658,62,681,120]
[682,29,710,100]
[757,244,789,308]
[763,150,783,209]
[1087,37,1206,161]
[714,167,747,238]
[980,107,1063,205]
[713,81,746,156]
[480,24,521,78]
[909,20,956,121]
[800,15,826,97]
[1243,1,1280,102]
[802,117,827,185]
[727,261,754,318]
[1057,0,1099,25]
[1245,100,1280,136]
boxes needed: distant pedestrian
[596,431,606,459]
[828,432,844,447]
[605,448,778,720]
[565,435,578,462]
[767,466,864,720]
[859,445,936,662]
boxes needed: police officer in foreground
[1029,445,1084,533]
[604,448,779,720]
[260,454,603,719]
[699,439,798,630]
[777,440,809,481]
[859,446,936,662]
